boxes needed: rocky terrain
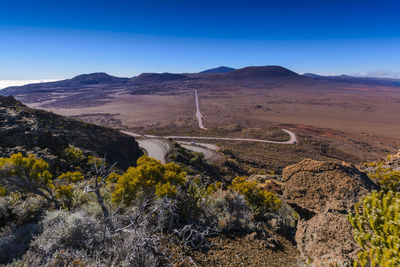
[0,95,143,169]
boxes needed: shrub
[206,190,255,232]
[368,166,400,192]
[206,181,222,195]
[87,155,103,167]
[0,153,59,207]
[55,185,74,209]
[112,156,186,205]
[62,145,85,164]
[229,177,281,218]
[348,190,400,266]
[31,210,103,257]
[58,171,84,183]
[0,186,7,196]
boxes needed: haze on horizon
[1,0,400,80]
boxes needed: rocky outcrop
[282,158,378,213]
[282,159,378,265]
[0,96,143,169]
[295,212,359,265]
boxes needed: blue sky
[1,0,400,80]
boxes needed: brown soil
[164,233,299,266]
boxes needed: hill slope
[0,95,142,169]
[0,73,129,95]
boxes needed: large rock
[296,212,359,265]
[282,158,378,213]
[282,159,378,265]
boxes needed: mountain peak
[200,66,236,74]
[223,65,299,80]
[71,72,119,84]
[130,73,189,83]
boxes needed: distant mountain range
[1,65,399,107]
[302,73,400,87]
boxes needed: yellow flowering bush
[58,171,84,183]
[112,156,186,205]
[87,155,103,167]
[229,176,281,217]
[206,182,222,195]
[62,145,85,164]
[0,153,58,205]
[105,172,121,183]
[56,185,74,209]
[0,186,7,196]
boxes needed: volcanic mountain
[223,66,300,80]
[200,66,236,74]
[129,73,189,84]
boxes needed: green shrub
[348,190,400,266]
[368,165,400,192]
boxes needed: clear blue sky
[1,0,400,79]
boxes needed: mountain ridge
[200,66,236,74]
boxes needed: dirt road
[195,89,206,130]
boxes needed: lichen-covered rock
[295,212,359,265]
[282,158,378,213]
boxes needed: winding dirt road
[121,90,297,163]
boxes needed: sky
[1,0,400,81]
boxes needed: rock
[282,158,378,213]
[295,212,359,265]
[282,159,378,264]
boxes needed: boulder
[296,212,359,265]
[282,158,378,213]
[282,159,378,264]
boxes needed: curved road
[165,129,297,144]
